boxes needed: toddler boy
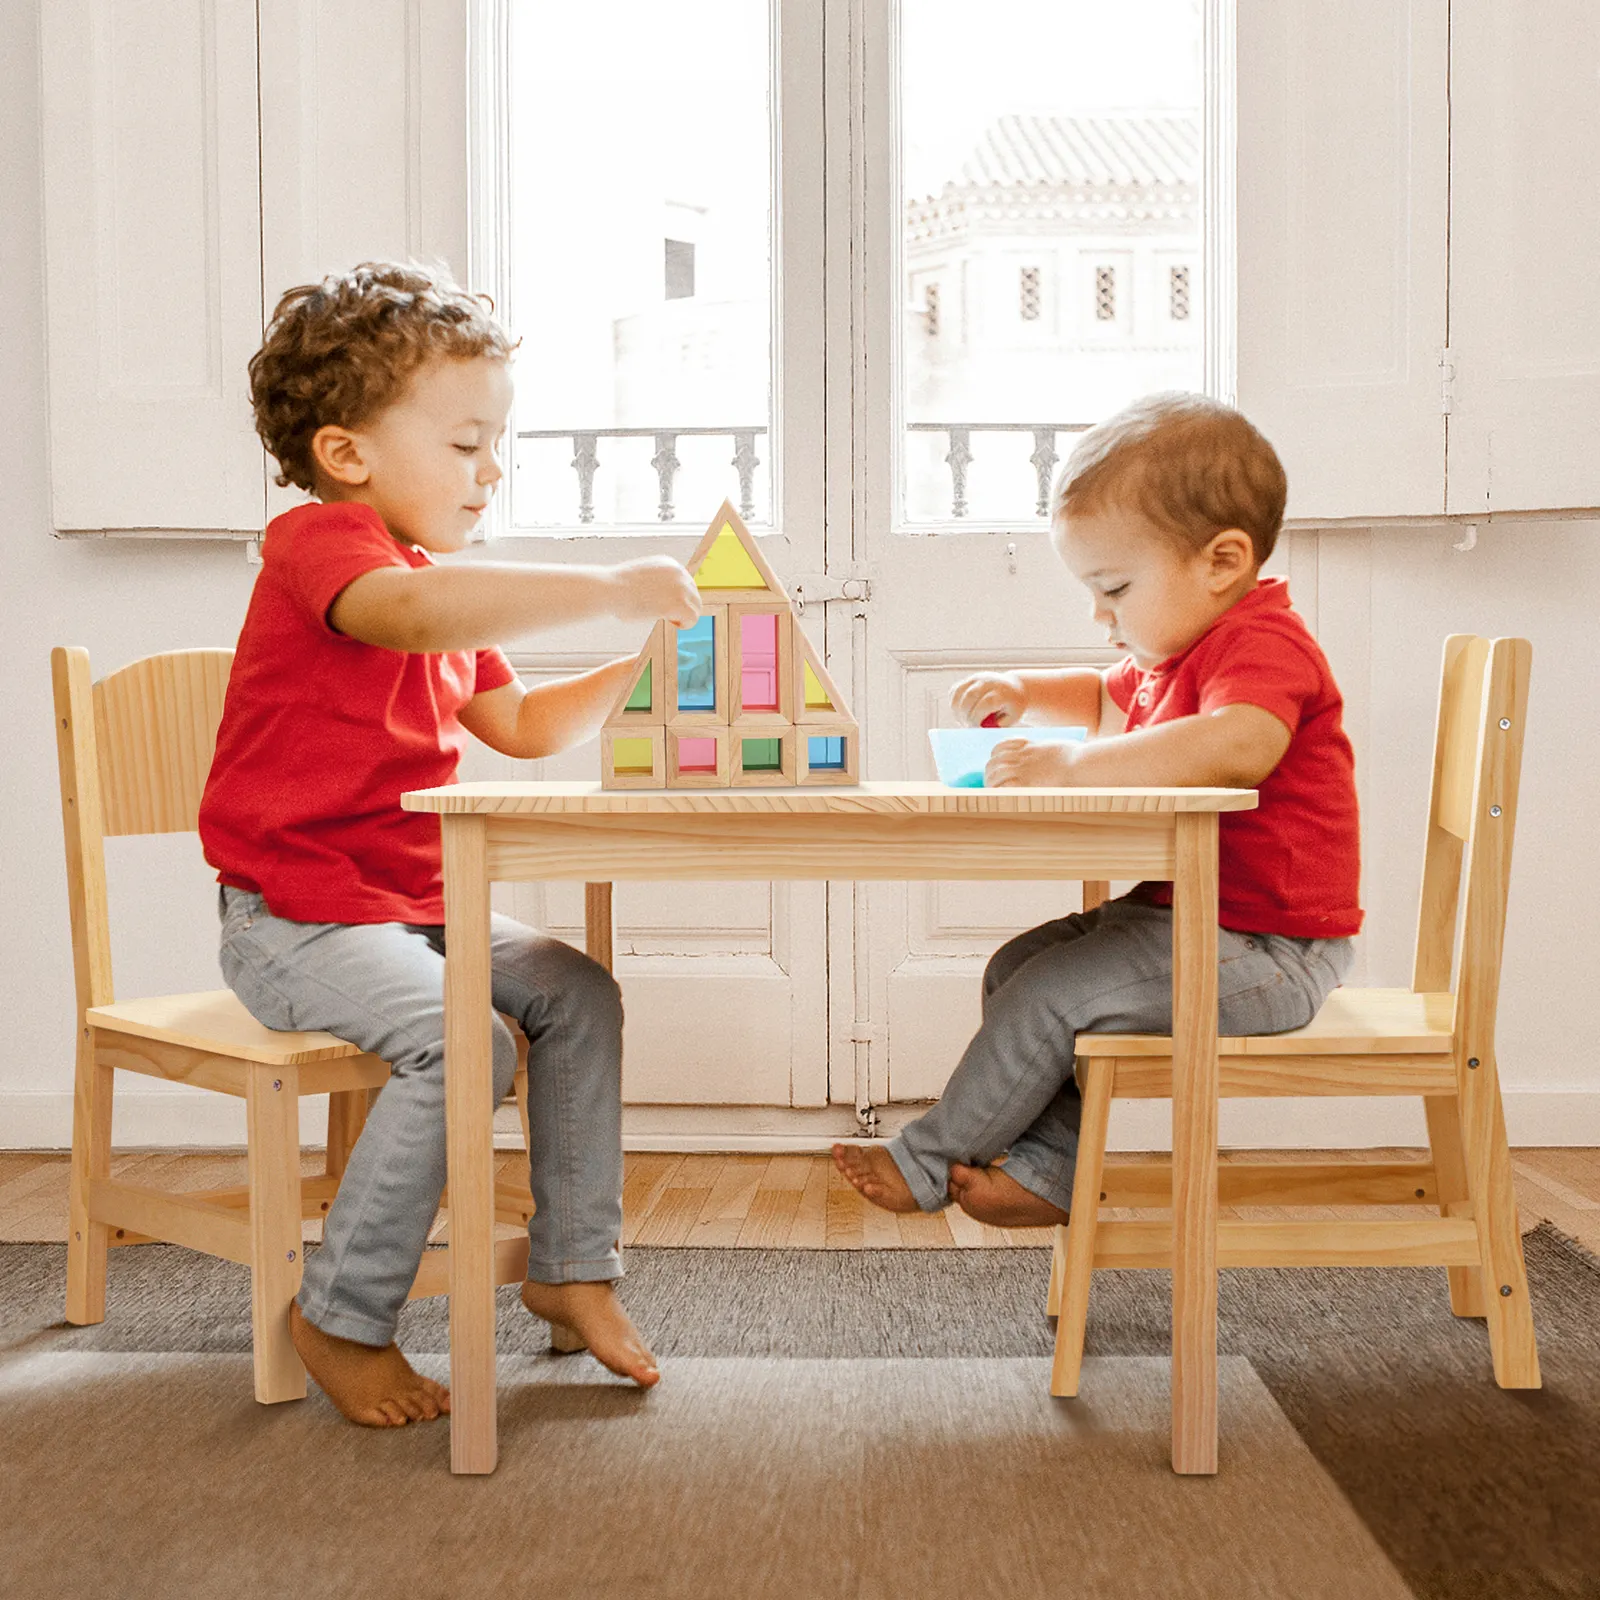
[834,392,1361,1226]
[202,262,700,1424]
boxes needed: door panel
[1448,0,1600,512]
[1236,0,1450,520]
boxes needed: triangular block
[802,660,833,712]
[684,500,790,601]
[604,622,666,722]
[696,522,769,590]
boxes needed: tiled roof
[955,112,1199,191]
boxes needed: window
[488,0,1209,535]
[1018,266,1041,322]
[1169,263,1191,321]
[504,1,776,530]
[665,239,696,300]
[1094,266,1117,322]
[897,0,1205,526]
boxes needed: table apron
[479,812,1177,881]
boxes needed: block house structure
[600,502,860,788]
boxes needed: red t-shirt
[200,502,516,924]
[1105,578,1362,938]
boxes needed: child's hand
[951,671,1028,727]
[611,558,702,628]
[985,737,1077,788]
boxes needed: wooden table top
[402,780,1259,816]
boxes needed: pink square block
[678,736,718,773]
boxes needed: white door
[262,0,831,1115]
[833,0,1216,1116]
[475,0,831,1113]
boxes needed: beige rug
[0,1351,1407,1600]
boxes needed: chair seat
[88,989,368,1066]
[1076,986,1456,1058]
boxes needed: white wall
[2,0,1594,1149]
[1,1,257,1145]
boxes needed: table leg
[585,882,615,974]
[1170,812,1219,1475]
[443,815,498,1475]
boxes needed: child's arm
[328,556,700,652]
[986,704,1291,789]
[951,667,1105,733]
[459,657,638,761]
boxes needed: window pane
[508,2,774,528]
[900,0,1205,525]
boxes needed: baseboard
[2,1088,1597,1152]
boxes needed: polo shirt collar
[1145,577,1290,678]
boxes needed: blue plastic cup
[928,725,1088,788]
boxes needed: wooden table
[400,780,1257,1475]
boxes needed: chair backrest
[52,647,235,1011]
[1411,636,1532,1039]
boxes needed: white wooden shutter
[1446,1,1600,514]
[40,0,265,532]
[1235,0,1450,521]
[256,0,470,518]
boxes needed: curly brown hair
[249,261,516,492]
[1054,392,1288,566]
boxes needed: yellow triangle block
[696,523,768,589]
[804,661,832,710]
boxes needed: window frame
[468,0,824,546]
[852,0,1237,543]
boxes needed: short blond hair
[1053,392,1287,565]
[249,261,516,493]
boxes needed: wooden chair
[1047,635,1540,1399]
[53,646,537,1403]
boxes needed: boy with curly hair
[201,262,700,1425]
[835,393,1361,1227]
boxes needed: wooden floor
[2,1147,1597,1254]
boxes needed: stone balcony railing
[517,426,766,524]
[517,421,1095,524]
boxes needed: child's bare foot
[288,1301,449,1427]
[949,1162,1070,1227]
[830,1142,922,1214]
[520,1280,660,1388]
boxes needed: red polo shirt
[200,501,515,925]
[1106,578,1362,938]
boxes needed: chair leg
[1424,1093,1487,1318]
[247,1066,307,1404]
[1455,1053,1540,1389]
[1051,1060,1114,1398]
[1046,1227,1066,1319]
[65,1033,113,1326]
[324,1088,371,1181]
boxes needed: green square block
[742,737,783,773]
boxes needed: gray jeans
[889,896,1354,1213]
[218,886,624,1346]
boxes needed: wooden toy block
[732,728,797,787]
[667,727,731,787]
[605,622,666,722]
[685,499,790,603]
[602,726,665,789]
[791,624,850,725]
[600,501,858,789]
[667,604,729,725]
[797,722,860,785]
[730,602,793,726]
